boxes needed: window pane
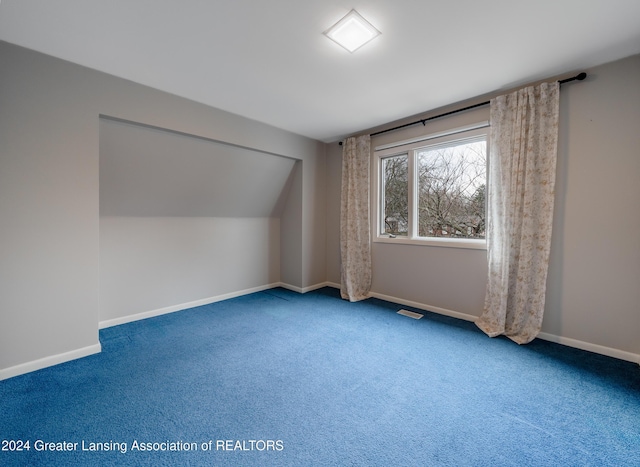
[381,154,408,236]
[417,139,486,238]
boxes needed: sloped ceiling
[99,118,296,217]
[1,1,640,142]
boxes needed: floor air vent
[397,309,423,319]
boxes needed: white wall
[0,41,327,379]
[326,54,640,360]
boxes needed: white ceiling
[1,1,639,143]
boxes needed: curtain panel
[476,82,560,344]
[340,135,372,302]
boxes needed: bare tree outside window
[417,139,486,238]
[381,154,408,236]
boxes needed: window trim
[373,124,489,250]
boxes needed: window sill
[374,235,487,250]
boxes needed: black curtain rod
[340,72,587,143]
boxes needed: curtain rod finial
[576,72,587,81]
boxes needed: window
[381,154,409,236]
[375,125,487,249]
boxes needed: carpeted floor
[1,287,639,466]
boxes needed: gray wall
[98,118,294,323]
[0,41,327,378]
[543,54,639,357]
[1,37,637,379]
[326,54,640,359]
[325,143,343,285]
[280,161,304,288]
[100,217,281,323]
[99,117,298,218]
[370,105,491,320]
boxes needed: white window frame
[373,122,489,250]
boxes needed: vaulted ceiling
[1,1,639,142]
[99,118,297,218]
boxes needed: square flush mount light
[324,9,381,53]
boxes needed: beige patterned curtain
[340,135,372,302]
[476,82,560,344]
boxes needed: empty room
[1,1,638,466]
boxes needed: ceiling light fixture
[324,9,381,53]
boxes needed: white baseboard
[7,284,635,382]
[360,288,640,365]
[104,280,639,365]
[536,332,640,364]
[278,281,331,294]
[100,282,335,329]
[368,290,479,323]
[0,343,102,381]
[99,282,283,329]
[4,282,333,381]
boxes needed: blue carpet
[1,287,639,466]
